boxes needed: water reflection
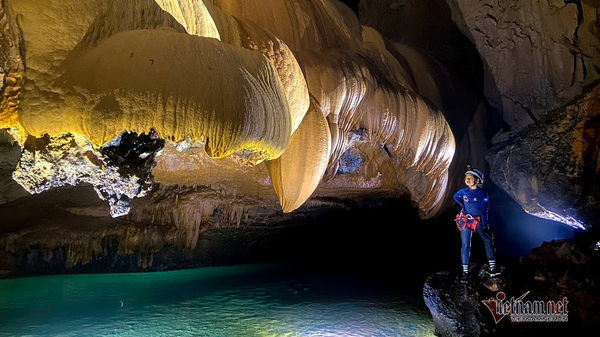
[0,263,434,337]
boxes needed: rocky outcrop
[12,131,164,217]
[0,130,27,204]
[528,239,600,325]
[446,0,600,132]
[487,83,600,229]
[424,239,600,336]
[423,271,484,337]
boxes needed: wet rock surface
[423,271,483,337]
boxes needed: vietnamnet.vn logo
[482,291,569,323]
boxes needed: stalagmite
[268,97,331,213]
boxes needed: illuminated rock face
[0,0,456,226]
[488,84,600,229]
[0,1,22,137]
[268,97,331,213]
[13,132,164,217]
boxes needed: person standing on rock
[454,166,500,283]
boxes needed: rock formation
[360,0,600,230]
[446,0,600,131]
[0,0,456,219]
[0,0,463,273]
[424,239,600,336]
[2,0,598,275]
[488,84,600,229]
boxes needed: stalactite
[2,0,457,220]
[267,97,332,213]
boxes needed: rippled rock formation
[0,0,455,219]
[2,0,599,277]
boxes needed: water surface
[0,263,434,337]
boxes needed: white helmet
[465,166,484,184]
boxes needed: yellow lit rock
[3,0,458,219]
[205,3,309,134]
[207,0,361,51]
[11,0,291,159]
[154,0,221,40]
[0,1,24,142]
[268,97,331,213]
[360,25,415,91]
[18,31,291,159]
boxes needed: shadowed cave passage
[0,185,575,280]
[0,178,582,337]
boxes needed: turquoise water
[0,263,434,337]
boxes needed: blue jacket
[453,187,489,226]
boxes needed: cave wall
[446,0,600,132]
[488,83,600,228]
[443,0,600,228]
[1,0,599,276]
[359,0,600,230]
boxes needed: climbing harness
[455,213,481,231]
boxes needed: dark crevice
[564,0,584,37]
[503,95,540,125]
[582,53,588,79]
[336,0,359,16]
[486,13,498,24]
[101,129,165,182]
[572,52,579,86]
[383,144,392,158]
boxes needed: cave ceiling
[1,0,599,237]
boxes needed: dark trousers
[460,222,495,266]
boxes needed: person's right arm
[453,189,465,211]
